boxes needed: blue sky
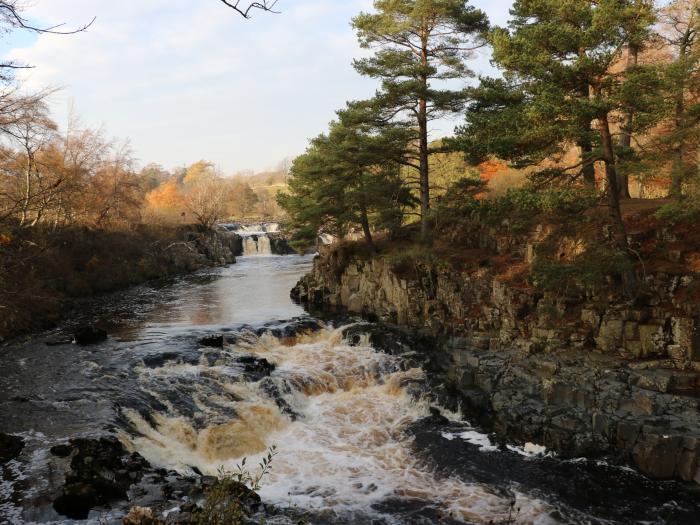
[2,0,512,174]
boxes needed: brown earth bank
[292,201,700,486]
[0,225,239,341]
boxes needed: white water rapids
[120,326,555,524]
[4,256,692,524]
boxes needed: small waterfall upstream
[242,234,272,255]
[221,223,277,256]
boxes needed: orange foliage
[144,179,187,224]
[477,159,509,182]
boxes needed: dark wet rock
[257,317,323,339]
[199,334,224,348]
[237,355,275,381]
[50,443,74,458]
[10,395,30,403]
[73,325,108,345]
[142,351,199,369]
[259,377,298,420]
[53,436,150,519]
[45,338,73,346]
[268,233,297,255]
[0,432,24,463]
[54,482,99,520]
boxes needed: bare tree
[0,94,57,226]
[218,0,279,18]
[183,173,231,229]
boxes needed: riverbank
[0,225,238,341]
[292,202,700,486]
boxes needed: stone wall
[292,243,700,484]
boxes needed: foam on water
[121,326,558,524]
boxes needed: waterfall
[242,234,272,256]
[218,222,279,256]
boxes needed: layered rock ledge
[292,237,700,485]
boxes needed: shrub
[532,245,633,293]
[194,446,277,525]
[655,199,700,224]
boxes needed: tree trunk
[618,44,638,200]
[577,80,596,188]
[669,39,689,199]
[360,205,376,253]
[20,161,31,227]
[579,138,596,188]
[418,34,430,239]
[597,112,638,297]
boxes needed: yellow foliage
[144,180,187,224]
[183,160,216,185]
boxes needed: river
[1,255,698,524]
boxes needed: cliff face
[292,238,700,485]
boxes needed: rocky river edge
[291,233,700,488]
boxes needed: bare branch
[0,2,95,35]
[218,0,279,18]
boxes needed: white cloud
[3,0,509,173]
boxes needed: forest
[3,0,700,333]
[279,0,700,297]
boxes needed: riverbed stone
[0,432,24,463]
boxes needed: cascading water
[221,223,276,256]
[242,234,272,255]
[120,326,553,524]
[1,256,699,524]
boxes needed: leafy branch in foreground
[195,445,278,525]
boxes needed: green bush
[194,446,277,525]
[532,245,632,292]
[481,186,597,232]
[655,199,700,224]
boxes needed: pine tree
[454,0,662,296]
[278,104,415,251]
[352,0,488,237]
[658,0,700,198]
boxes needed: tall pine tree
[352,0,488,237]
[278,104,415,251]
[454,0,661,296]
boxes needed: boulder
[236,356,275,381]
[73,326,108,345]
[53,436,150,519]
[199,334,224,348]
[0,432,24,463]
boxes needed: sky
[1,0,512,175]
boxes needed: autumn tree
[657,0,700,198]
[0,95,57,226]
[352,0,488,237]
[179,162,231,229]
[144,179,186,225]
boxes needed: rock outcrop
[292,240,700,485]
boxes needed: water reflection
[115,255,314,340]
